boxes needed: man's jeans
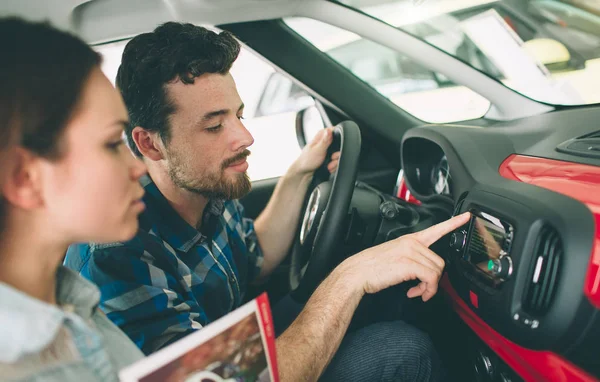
[272,293,444,382]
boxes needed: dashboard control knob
[474,352,494,380]
[380,201,398,220]
[449,230,467,251]
[487,256,513,279]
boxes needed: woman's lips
[131,190,146,212]
[131,199,146,212]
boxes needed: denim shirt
[0,266,143,382]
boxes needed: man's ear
[132,127,165,162]
[1,147,45,210]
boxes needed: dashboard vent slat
[585,130,600,139]
[556,131,600,158]
[523,226,562,315]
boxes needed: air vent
[584,130,600,139]
[523,226,562,315]
[556,131,600,159]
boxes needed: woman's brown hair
[0,18,101,222]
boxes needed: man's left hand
[291,127,340,177]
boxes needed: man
[65,22,470,381]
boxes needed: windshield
[337,0,600,106]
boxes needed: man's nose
[231,118,254,151]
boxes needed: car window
[95,40,302,181]
[284,17,491,124]
[531,0,600,37]
[337,0,600,106]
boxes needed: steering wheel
[289,121,361,302]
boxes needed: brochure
[119,293,279,382]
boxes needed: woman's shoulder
[92,308,144,368]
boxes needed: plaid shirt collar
[140,176,225,252]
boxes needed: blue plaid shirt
[64,176,264,355]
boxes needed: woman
[0,46,18,195]
[0,18,147,381]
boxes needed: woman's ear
[132,126,165,161]
[1,147,45,210]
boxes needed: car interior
[3,0,600,381]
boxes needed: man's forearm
[254,166,312,277]
[272,212,472,381]
[275,260,364,382]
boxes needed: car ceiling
[3,0,555,123]
[1,0,305,43]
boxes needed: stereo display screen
[465,212,509,277]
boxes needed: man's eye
[206,125,222,133]
[238,115,245,120]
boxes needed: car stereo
[450,208,514,288]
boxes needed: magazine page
[119,293,279,382]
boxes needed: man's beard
[167,149,252,200]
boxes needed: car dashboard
[400,106,600,381]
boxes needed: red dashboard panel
[441,275,597,382]
[436,154,600,382]
[499,154,600,309]
[398,153,600,382]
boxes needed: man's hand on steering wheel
[339,212,472,301]
[289,127,340,177]
[327,151,340,174]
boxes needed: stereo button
[487,256,513,279]
[450,230,467,251]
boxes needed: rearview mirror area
[522,38,572,71]
[295,104,326,148]
[256,72,315,117]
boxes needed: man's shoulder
[64,228,161,272]
[64,242,94,272]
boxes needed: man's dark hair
[116,22,241,157]
[0,17,101,159]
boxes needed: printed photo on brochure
[119,293,279,382]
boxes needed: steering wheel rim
[289,121,361,302]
